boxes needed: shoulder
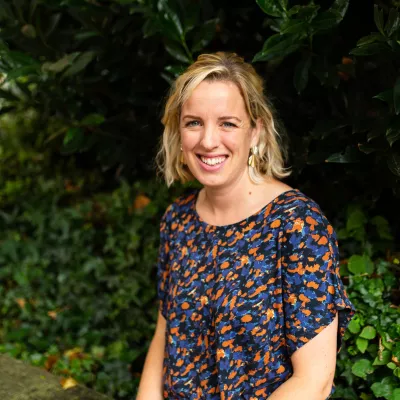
[276,190,337,245]
[161,187,199,225]
[277,190,333,229]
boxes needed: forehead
[181,80,247,114]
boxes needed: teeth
[200,156,226,165]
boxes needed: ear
[250,118,263,147]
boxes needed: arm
[136,311,167,400]
[268,313,338,400]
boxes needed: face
[180,80,260,189]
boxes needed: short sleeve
[156,205,172,319]
[280,204,356,358]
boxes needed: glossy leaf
[253,33,303,62]
[387,152,400,177]
[350,43,390,56]
[191,19,218,53]
[385,8,400,37]
[330,0,349,20]
[374,5,385,36]
[386,127,400,147]
[357,32,386,46]
[255,0,285,17]
[374,89,393,106]
[165,42,190,64]
[157,0,183,40]
[325,146,360,163]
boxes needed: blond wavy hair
[155,52,291,186]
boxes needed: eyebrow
[182,115,243,123]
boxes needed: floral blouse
[156,188,356,399]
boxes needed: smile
[196,154,229,171]
[199,156,227,165]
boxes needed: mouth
[196,154,229,166]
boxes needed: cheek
[181,129,200,149]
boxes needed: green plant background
[0,0,399,399]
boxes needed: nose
[199,123,219,150]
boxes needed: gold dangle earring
[180,146,185,164]
[248,145,258,168]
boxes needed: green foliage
[0,131,190,398]
[332,206,400,399]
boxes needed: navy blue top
[157,188,356,399]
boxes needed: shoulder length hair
[155,52,291,187]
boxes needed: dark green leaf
[255,0,285,17]
[80,114,105,126]
[330,0,349,21]
[311,119,347,139]
[191,19,217,53]
[157,0,183,39]
[293,55,312,94]
[165,42,190,64]
[386,127,400,146]
[62,51,96,78]
[374,89,393,106]
[142,18,159,39]
[387,152,400,177]
[164,64,185,77]
[280,20,308,35]
[45,13,62,38]
[325,146,360,163]
[253,33,303,62]
[42,53,80,74]
[75,31,100,41]
[357,32,386,46]
[374,5,385,36]
[311,11,341,32]
[371,380,393,398]
[348,254,367,275]
[295,4,320,22]
[62,127,85,154]
[371,216,393,240]
[350,43,390,56]
[5,65,39,80]
[385,8,400,37]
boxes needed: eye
[185,120,201,127]
[222,121,237,128]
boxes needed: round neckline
[190,187,300,231]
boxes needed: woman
[137,52,356,400]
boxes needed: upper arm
[291,312,338,393]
